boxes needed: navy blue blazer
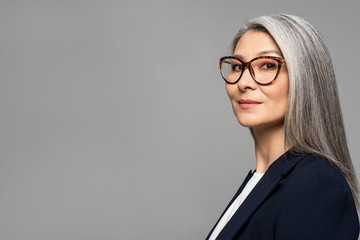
[206,151,359,240]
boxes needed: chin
[236,119,259,128]
[235,114,260,128]
[236,115,284,130]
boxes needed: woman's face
[226,30,289,131]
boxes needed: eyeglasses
[219,56,286,85]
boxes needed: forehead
[233,30,282,60]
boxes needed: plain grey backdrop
[1,0,359,239]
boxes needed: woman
[206,14,359,240]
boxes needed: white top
[209,172,264,240]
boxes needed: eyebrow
[233,49,283,60]
[258,49,282,56]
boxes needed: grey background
[0,0,359,239]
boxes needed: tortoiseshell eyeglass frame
[219,56,286,85]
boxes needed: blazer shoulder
[288,153,349,187]
[275,154,360,239]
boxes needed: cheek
[264,86,288,103]
[225,84,237,99]
[261,77,289,112]
[277,78,289,106]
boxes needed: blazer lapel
[216,151,309,240]
[206,170,253,240]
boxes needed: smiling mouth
[238,100,262,109]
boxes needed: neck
[252,123,288,173]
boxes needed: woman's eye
[231,64,243,71]
[261,63,277,70]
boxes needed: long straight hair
[231,14,359,209]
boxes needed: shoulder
[282,153,353,202]
[273,154,359,239]
[286,153,349,189]
[265,152,354,203]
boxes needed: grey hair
[232,14,359,209]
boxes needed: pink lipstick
[238,99,262,109]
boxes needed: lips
[238,99,262,109]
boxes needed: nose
[237,66,257,91]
